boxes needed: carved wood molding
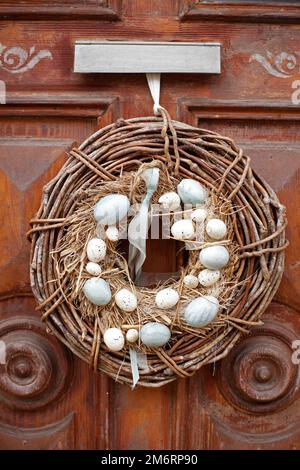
[186,303,300,448]
[179,0,300,23]
[0,413,74,449]
[0,317,73,411]
[0,93,120,298]
[217,318,299,414]
[0,0,121,20]
[178,98,300,125]
[0,138,75,299]
[0,92,120,120]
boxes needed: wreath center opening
[119,233,188,288]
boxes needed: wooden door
[0,0,300,450]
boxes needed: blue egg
[183,295,219,328]
[93,194,130,226]
[83,278,112,306]
[140,322,171,348]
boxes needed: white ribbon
[129,348,139,389]
[129,348,149,389]
[127,75,162,387]
[128,167,160,284]
[146,73,162,116]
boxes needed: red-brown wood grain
[0,0,299,450]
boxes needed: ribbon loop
[146,73,162,116]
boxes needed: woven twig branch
[29,115,288,387]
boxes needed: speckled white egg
[199,245,230,270]
[140,322,171,348]
[87,238,107,262]
[190,208,208,223]
[126,328,139,343]
[115,288,138,312]
[177,179,208,205]
[103,328,125,352]
[155,288,179,309]
[159,192,181,211]
[198,269,220,287]
[183,295,219,327]
[206,218,227,240]
[183,274,199,289]
[106,226,119,242]
[93,194,130,226]
[171,219,195,240]
[85,261,102,276]
[83,277,111,306]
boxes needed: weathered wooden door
[0,0,300,450]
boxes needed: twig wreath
[28,108,288,387]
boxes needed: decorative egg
[140,322,171,348]
[115,288,138,312]
[155,288,179,309]
[171,219,195,240]
[183,274,199,289]
[183,295,219,327]
[86,261,102,276]
[93,194,130,226]
[190,208,208,223]
[103,328,125,352]
[106,225,119,242]
[87,238,107,262]
[199,245,230,270]
[83,277,111,306]
[198,269,220,287]
[158,192,181,211]
[177,179,208,205]
[206,218,227,240]
[126,328,139,343]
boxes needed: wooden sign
[74,41,221,74]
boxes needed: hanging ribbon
[146,73,162,116]
[129,348,139,389]
[127,75,164,283]
[128,75,162,385]
[128,167,160,284]
[129,348,149,389]
[145,73,180,174]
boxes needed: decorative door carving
[0,0,299,449]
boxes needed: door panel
[0,1,121,20]
[0,0,299,450]
[180,0,300,22]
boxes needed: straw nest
[28,109,288,387]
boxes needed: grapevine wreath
[28,108,288,387]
